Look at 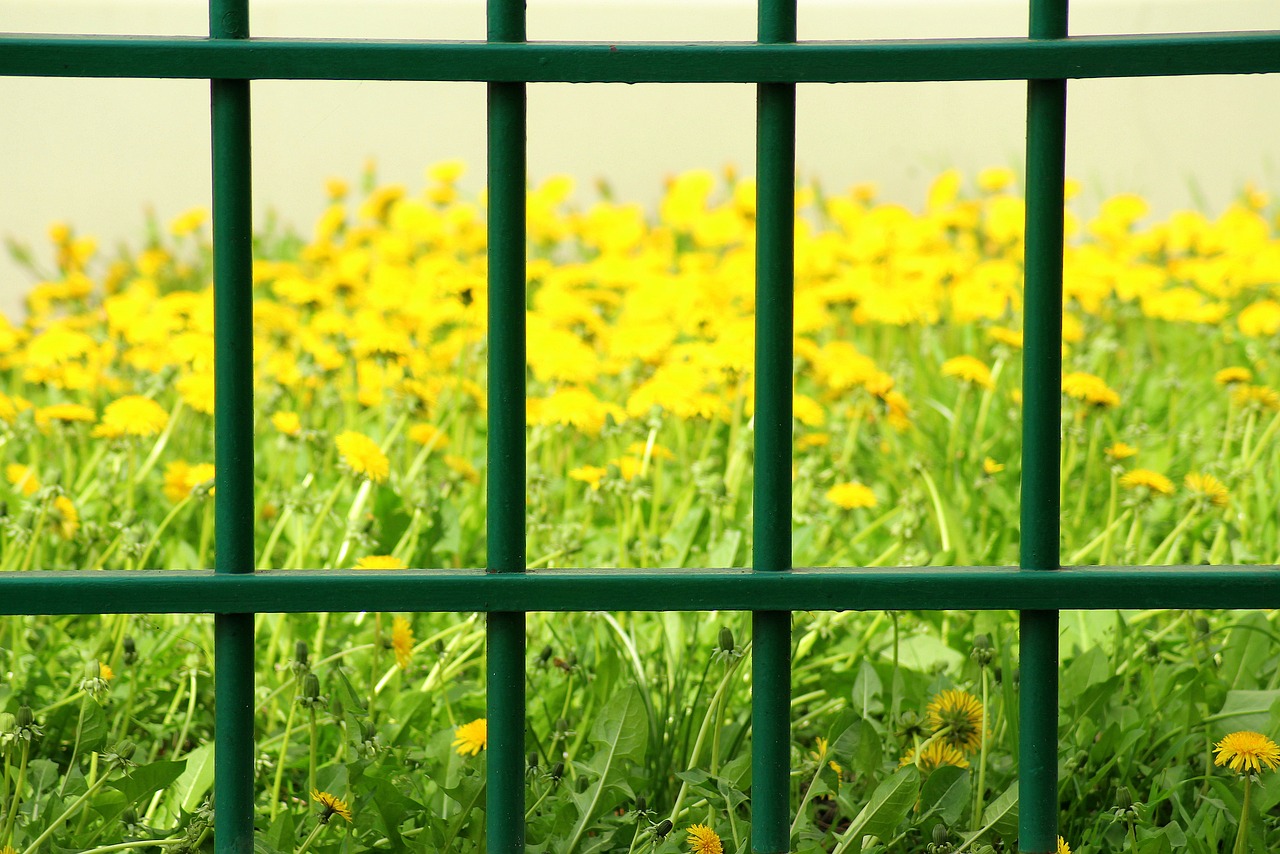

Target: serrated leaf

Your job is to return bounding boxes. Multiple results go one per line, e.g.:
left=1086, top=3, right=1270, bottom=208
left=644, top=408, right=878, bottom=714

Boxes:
left=917, top=765, right=970, bottom=830
left=838, top=765, right=920, bottom=848
left=562, top=685, right=649, bottom=854
left=116, top=759, right=187, bottom=804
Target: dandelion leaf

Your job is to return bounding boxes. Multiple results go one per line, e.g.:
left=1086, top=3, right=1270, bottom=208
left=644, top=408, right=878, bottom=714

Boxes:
left=1220, top=612, right=1272, bottom=690
left=561, top=684, right=649, bottom=854
left=116, top=758, right=187, bottom=804
left=836, top=764, right=920, bottom=851
left=917, top=765, right=970, bottom=833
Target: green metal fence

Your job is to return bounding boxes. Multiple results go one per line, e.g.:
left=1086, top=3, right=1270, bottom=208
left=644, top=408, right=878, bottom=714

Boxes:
left=3, top=2, right=1280, bottom=852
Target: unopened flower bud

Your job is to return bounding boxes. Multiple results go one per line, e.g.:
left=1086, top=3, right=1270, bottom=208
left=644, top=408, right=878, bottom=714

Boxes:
left=527, top=752, right=539, bottom=769
left=550, top=761, right=565, bottom=781
left=115, top=740, right=137, bottom=761
left=302, top=672, right=321, bottom=703
left=16, top=704, right=34, bottom=728
left=123, top=636, right=137, bottom=665
left=295, top=641, right=309, bottom=667
left=933, top=823, right=950, bottom=846
left=653, top=819, right=673, bottom=838
left=718, top=626, right=735, bottom=653
left=1116, top=786, right=1133, bottom=810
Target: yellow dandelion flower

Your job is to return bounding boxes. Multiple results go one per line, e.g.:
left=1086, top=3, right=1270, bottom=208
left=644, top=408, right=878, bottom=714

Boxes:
left=391, top=617, right=414, bottom=669
left=685, top=824, right=723, bottom=854
left=99, top=662, right=114, bottom=681
left=987, top=326, right=1024, bottom=349
left=1238, top=299, right=1280, bottom=338
left=1215, top=367, right=1253, bottom=386
left=163, top=461, right=216, bottom=502
left=176, top=372, right=215, bottom=415
left=798, top=432, right=831, bottom=450
left=93, top=395, right=169, bottom=439
left=982, top=457, right=1004, bottom=475
left=1058, top=837, right=1071, bottom=854
left=444, top=454, right=480, bottom=483
left=1105, top=442, right=1138, bottom=460
left=899, top=740, right=970, bottom=771
left=1062, top=371, right=1120, bottom=408
left=1213, top=731, right=1280, bottom=775
left=826, top=482, right=877, bottom=510
left=271, top=411, right=301, bottom=436
left=34, top=403, right=96, bottom=430
left=354, top=556, right=407, bottom=569
left=6, top=463, right=40, bottom=497
left=453, top=718, right=487, bottom=756
left=169, top=207, right=208, bottom=238
left=941, top=355, right=994, bottom=390
left=408, top=422, right=450, bottom=448
left=335, top=430, right=390, bottom=483
left=1232, top=385, right=1280, bottom=412
left=325, top=177, right=348, bottom=200
left=52, top=495, right=79, bottom=538
left=569, top=465, right=608, bottom=489
left=311, top=789, right=353, bottom=823
left=926, top=689, right=985, bottom=753
left=1119, top=469, right=1174, bottom=496
left=626, top=441, right=676, bottom=461
left=1185, top=473, right=1229, bottom=508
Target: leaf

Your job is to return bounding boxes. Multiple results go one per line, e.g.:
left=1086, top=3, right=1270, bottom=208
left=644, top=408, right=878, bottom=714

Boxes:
left=664, top=506, right=707, bottom=567
left=1211, top=689, right=1280, bottom=738
left=838, top=765, right=920, bottom=847
left=707, top=530, right=742, bottom=567
left=851, top=661, right=883, bottom=717
left=917, top=766, right=970, bottom=831
left=76, top=700, right=111, bottom=755
left=1220, top=612, right=1273, bottom=690
left=562, top=685, right=649, bottom=854
left=166, top=743, right=214, bottom=815
left=974, top=781, right=1018, bottom=843
left=262, top=809, right=296, bottom=852
left=116, top=759, right=187, bottom=804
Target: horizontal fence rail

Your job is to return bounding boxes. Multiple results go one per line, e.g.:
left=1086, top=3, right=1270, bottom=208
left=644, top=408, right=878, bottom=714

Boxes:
left=3, top=31, right=1280, bottom=82
left=2, top=567, right=1278, bottom=614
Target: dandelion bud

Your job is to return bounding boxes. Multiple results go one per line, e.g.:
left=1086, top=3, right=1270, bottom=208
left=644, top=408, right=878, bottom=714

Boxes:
left=538, top=645, right=553, bottom=666
left=527, top=752, right=539, bottom=770
left=85, top=660, right=101, bottom=679
left=1195, top=617, right=1211, bottom=636
left=16, top=704, right=34, bottom=728
left=550, top=761, right=565, bottom=781
left=932, top=823, right=949, bottom=846
left=302, top=672, right=321, bottom=703
left=115, top=740, right=137, bottom=761
left=653, top=819, right=673, bottom=839
left=718, top=626, right=735, bottom=653
left=970, top=633, right=995, bottom=666
left=1115, top=786, right=1133, bottom=810
left=295, top=640, right=309, bottom=667
left=123, top=636, right=137, bottom=665
left=635, top=796, right=646, bottom=813
left=555, top=718, right=570, bottom=737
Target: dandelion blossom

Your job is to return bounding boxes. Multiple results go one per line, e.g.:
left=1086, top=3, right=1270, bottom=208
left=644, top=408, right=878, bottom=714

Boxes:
left=982, top=458, right=1004, bottom=475
left=1058, top=837, right=1071, bottom=854
left=941, top=355, right=994, bottom=390
left=335, top=430, right=390, bottom=482
left=272, top=411, right=301, bottom=436
left=1185, top=473, right=1229, bottom=507
left=93, top=395, right=168, bottom=439
left=453, top=718, right=488, bottom=756
left=1105, top=442, right=1138, bottom=460
left=1213, top=731, right=1280, bottom=774
left=685, top=824, right=723, bottom=854
left=390, top=617, right=414, bottom=669
left=52, top=495, right=79, bottom=538
left=1232, top=384, right=1280, bottom=412
left=899, top=740, right=970, bottom=771
left=6, top=463, right=39, bottom=497
left=311, top=789, right=352, bottom=823
left=1215, top=367, right=1252, bottom=386
left=1119, top=469, right=1174, bottom=496
left=569, top=465, right=608, bottom=490
left=926, top=689, right=985, bottom=753
left=34, top=403, right=96, bottom=430
left=1062, top=371, right=1120, bottom=408
left=826, top=482, right=877, bottom=510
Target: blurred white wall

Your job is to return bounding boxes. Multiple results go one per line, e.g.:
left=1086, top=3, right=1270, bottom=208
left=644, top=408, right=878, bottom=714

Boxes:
left=2, top=0, right=1279, bottom=315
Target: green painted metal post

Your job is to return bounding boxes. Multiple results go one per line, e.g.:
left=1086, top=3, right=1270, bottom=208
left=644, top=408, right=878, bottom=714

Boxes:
left=486, top=0, right=527, bottom=849
left=1019, top=0, right=1068, bottom=851
left=753, top=0, right=796, bottom=850
left=210, top=1, right=255, bottom=851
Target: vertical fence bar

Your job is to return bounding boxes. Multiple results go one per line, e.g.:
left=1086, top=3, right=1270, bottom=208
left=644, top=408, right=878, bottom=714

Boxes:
left=1020, top=0, right=1068, bottom=851
left=486, top=0, right=527, bottom=850
left=210, top=1, right=255, bottom=851
left=753, top=0, right=796, bottom=850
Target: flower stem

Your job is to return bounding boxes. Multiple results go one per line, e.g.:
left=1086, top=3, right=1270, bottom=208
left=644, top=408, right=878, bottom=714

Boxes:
left=1233, top=775, right=1252, bottom=854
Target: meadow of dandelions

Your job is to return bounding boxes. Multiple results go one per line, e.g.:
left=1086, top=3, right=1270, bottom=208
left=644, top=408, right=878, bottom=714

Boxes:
left=0, top=163, right=1278, bottom=851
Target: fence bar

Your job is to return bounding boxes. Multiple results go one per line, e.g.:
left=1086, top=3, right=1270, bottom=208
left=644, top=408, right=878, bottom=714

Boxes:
left=209, top=0, right=255, bottom=851
left=5, top=32, right=1280, bottom=83
left=1019, top=0, right=1068, bottom=850
left=486, top=0, right=527, bottom=848
left=752, top=0, right=796, bottom=850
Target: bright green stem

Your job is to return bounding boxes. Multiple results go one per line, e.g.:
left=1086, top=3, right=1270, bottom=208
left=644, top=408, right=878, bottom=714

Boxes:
left=308, top=708, right=319, bottom=797
left=135, top=496, right=194, bottom=569
left=974, top=665, right=990, bottom=824
left=1234, top=775, right=1252, bottom=854
left=269, top=680, right=301, bottom=821
left=2, top=739, right=30, bottom=847
left=294, top=819, right=330, bottom=854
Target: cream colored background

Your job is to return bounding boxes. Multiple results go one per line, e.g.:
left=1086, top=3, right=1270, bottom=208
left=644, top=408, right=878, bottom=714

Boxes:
left=2, top=0, right=1279, bottom=316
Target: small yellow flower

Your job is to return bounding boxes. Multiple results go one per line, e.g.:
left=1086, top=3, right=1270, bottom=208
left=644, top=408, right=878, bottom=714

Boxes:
left=926, top=689, right=985, bottom=753
left=1119, top=469, right=1174, bottom=496
left=685, top=824, right=723, bottom=854
left=982, top=457, right=1004, bottom=475
left=354, top=556, right=407, bottom=570
left=391, top=617, right=414, bottom=669
left=93, top=395, right=169, bottom=439
left=1232, top=384, right=1280, bottom=412
left=626, top=440, right=676, bottom=461
left=1184, top=473, right=1229, bottom=508
left=52, top=495, right=79, bottom=539
left=324, top=177, right=349, bottom=200
left=987, top=326, right=1023, bottom=349
left=34, top=403, right=96, bottom=430
left=1058, top=837, right=1071, bottom=854
left=271, top=411, right=301, bottom=436
left=1062, top=371, right=1120, bottom=408
left=335, top=430, right=390, bottom=483
left=941, top=355, right=994, bottom=390
left=826, top=482, right=877, bottom=510
left=163, top=462, right=216, bottom=503
left=1105, top=442, right=1138, bottom=460
left=6, top=463, right=39, bottom=497
left=311, top=789, right=352, bottom=823
left=569, top=465, right=608, bottom=489
left=169, top=207, right=208, bottom=237
left=99, top=662, right=115, bottom=681
left=899, top=740, right=970, bottom=771
left=798, top=432, right=831, bottom=450
left=1215, top=367, right=1253, bottom=386
left=1213, top=731, right=1280, bottom=775
left=453, top=718, right=487, bottom=756
left=408, top=422, right=449, bottom=448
